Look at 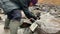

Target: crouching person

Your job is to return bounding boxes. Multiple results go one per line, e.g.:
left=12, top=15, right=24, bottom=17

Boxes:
left=0, top=0, right=38, bottom=34
left=9, top=0, right=38, bottom=34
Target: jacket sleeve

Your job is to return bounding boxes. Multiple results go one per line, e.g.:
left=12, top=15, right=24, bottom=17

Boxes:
left=10, top=0, right=31, bottom=7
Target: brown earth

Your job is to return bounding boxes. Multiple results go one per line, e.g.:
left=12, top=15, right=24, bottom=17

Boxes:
left=38, top=0, right=60, bottom=6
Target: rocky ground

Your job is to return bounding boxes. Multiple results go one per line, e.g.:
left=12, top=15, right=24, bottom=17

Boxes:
left=0, top=4, right=60, bottom=34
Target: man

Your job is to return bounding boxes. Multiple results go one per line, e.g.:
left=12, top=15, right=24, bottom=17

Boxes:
left=3, top=0, right=37, bottom=29
left=0, top=0, right=38, bottom=34
left=10, top=0, right=38, bottom=34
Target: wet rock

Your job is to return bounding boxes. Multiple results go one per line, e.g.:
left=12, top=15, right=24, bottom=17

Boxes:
left=34, top=13, right=60, bottom=34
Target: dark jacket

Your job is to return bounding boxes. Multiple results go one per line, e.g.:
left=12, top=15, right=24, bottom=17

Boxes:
left=0, top=0, right=37, bottom=20
left=10, top=0, right=31, bottom=8
left=10, top=0, right=37, bottom=20
left=0, top=0, right=19, bottom=14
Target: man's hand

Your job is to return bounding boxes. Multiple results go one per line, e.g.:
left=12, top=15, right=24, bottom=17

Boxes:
left=30, top=18, right=35, bottom=23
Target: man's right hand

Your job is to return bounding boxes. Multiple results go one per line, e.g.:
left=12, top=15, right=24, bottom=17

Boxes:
left=30, top=18, right=35, bottom=23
